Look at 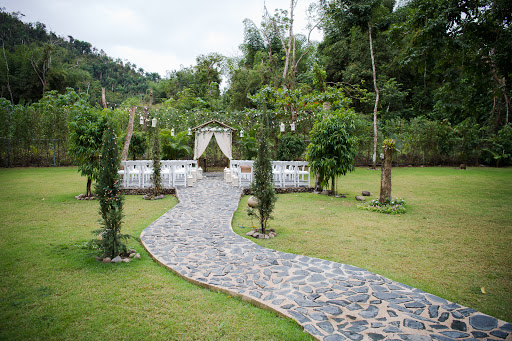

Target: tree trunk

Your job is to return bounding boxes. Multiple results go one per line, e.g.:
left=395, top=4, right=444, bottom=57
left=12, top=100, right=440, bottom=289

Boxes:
left=2, top=41, right=14, bottom=103
left=143, top=107, right=148, bottom=131
left=142, top=89, right=153, bottom=131
left=369, top=23, right=380, bottom=169
left=86, top=177, right=92, bottom=197
left=121, top=106, right=136, bottom=162
left=315, top=173, right=324, bottom=192
left=281, top=0, right=295, bottom=88
left=331, top=175, right=335, bottom=194
left=379, top=142, right=394, bottom=204
left=101, top=87, right=107, bottom=109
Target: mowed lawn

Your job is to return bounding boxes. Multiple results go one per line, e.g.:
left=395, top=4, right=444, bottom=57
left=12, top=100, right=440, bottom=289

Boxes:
left=233, top=166, right=512, bottom=323
left=0, top=167, right=312, bottom=341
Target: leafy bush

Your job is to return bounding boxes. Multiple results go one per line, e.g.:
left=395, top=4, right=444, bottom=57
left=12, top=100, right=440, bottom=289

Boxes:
left=307, top=108, right=357, bottom=192
left=276, top=135, right=306, bottom=160
left=128, top=131, right=146, bottom=160
left=358, top=198, right=407, bottom=214
left=239, top=132, right=258, bottom=160
left=160, top=129, right=191, bottom=159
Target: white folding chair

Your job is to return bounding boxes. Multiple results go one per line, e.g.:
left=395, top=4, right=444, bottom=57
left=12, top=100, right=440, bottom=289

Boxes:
left=127, top=161, right=142, bottom=188
left=173, top=162, right=187, bottom=187
left=296, top=161, right=310, bottom=187
left=238, top=161, right=253, bottom=187
left=141, top=161, right=153, bottom=188
left=272, top=161, right=283, bottom=188
left=161, top=161, right=172, bottom=188
left=282, top=162, right=297, bottom=187
left=118, top=161, right=127, bottom=187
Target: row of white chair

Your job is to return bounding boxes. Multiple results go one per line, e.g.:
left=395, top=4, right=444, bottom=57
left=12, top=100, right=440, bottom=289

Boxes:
left=225, top=160, right=310, bottom=188
left=118, top=160, right=202, bottom=188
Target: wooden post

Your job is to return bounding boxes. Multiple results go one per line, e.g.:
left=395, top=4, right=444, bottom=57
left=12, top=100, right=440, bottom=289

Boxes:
left=379, top=139, right=395, bottom=204
left=121, top=106, right=136, bottom=162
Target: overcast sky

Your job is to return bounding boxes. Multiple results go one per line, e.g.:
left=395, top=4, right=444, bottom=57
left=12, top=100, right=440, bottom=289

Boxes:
left=2, top=0, right=322, bottom=78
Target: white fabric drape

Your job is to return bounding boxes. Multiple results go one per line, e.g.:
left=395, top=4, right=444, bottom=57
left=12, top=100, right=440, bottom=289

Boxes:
left=194, top=131, right=214, bottom=160
left=214, top=132, right=232, bottom=160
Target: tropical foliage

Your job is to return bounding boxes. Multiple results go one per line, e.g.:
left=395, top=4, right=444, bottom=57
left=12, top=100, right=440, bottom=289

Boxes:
left=307, top=108, right=358, bottom=192
left=0, top=1, right=511, bottom=168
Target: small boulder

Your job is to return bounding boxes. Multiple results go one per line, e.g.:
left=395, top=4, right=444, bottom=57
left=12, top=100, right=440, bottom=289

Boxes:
left=122, top=258, right=131, bottom=263
left=247, top=196, right=259, bottom=208
left=252, top=232, right=260, bottom=238
left=102, top=257, right=111, bottom=263
left=129, top=253, right=136, bottom=258
left=362, top=191, right=371, bottom=196
left=269, top=232, right=277, bottom=238
left=134, top=253, right=141, bottom=259
left=111, top=256, right=122, bottom=263
left=355, top=196, right=366, bottom=201
left=246, top=230, right=255, bottom=237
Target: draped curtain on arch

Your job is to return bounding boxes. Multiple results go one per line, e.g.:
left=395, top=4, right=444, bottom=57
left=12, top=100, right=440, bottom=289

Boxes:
left=213, top=131, right=232, bottom=160
left=192, top=120, right=235, bottom=160
left=193, top=131, right=214, bottom=160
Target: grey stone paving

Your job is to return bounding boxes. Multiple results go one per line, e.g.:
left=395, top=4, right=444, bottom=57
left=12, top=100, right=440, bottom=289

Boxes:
left=141, top=176, right=511, bottom=341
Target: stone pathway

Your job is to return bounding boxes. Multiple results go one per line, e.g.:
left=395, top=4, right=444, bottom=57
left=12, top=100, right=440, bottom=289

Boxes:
left=141, top=176, right=511, bottom=341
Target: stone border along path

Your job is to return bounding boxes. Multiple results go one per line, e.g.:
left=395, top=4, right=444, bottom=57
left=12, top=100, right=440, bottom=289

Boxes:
left=141, top=174, right=511, bottom=341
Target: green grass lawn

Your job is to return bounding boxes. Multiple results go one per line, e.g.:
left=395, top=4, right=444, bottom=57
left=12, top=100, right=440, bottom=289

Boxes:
left=0, top=167, right=312, bottom=341
left=233, top=166, right=512, bottom=323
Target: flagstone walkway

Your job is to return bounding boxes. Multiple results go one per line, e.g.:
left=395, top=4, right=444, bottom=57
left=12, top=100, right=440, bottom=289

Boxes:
left=141, top=175, right=511, bottom=341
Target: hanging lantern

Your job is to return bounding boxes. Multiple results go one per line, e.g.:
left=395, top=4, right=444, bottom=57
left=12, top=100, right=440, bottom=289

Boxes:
left=152, top=118, right=157, bottom=127
left=188, top=128, right=192, bottom=136
left=139, top=115, right=144, bottom=125
left=239, top=130, right=244, bottom=138
left=280, top=122, right=285, bottom=132
left=290, top=122, right=296, bottom=131
left=171, top=128, right=175, bottom=136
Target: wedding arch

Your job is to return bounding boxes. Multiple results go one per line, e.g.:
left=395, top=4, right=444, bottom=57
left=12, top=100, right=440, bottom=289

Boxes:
left=192, top=120, right=236, bottom=160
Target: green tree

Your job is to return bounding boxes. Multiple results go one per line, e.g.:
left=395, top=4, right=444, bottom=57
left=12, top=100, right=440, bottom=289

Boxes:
left=127, top=131, right=146, bottom=160
left=68, top=97, right=107, bottom=197
left=194, top=53, right=224, bottom=109
left=94, top=124, right=127, bottom=258
left=250, top=110, right=277, bottom=235
left=150, top=127, right=162, bottom=197
left=307, top=109, right=357, bottom=193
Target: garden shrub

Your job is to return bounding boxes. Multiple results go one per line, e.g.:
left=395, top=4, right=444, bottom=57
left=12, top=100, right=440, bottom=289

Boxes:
left=358, top=198, right=407, bottom=214
left=276, top=135, right=306, bottom=160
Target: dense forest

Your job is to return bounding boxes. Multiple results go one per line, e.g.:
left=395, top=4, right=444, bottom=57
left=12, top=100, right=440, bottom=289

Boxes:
left=0, top=0, right=511, bottom=168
